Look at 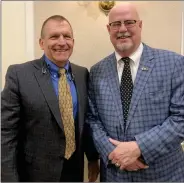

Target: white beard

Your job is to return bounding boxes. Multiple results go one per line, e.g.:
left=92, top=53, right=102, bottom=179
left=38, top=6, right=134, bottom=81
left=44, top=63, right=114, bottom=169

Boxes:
left=116, top=41, right=133, bottom=52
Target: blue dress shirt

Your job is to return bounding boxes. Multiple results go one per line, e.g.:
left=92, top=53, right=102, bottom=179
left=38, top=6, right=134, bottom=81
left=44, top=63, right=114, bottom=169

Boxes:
left=44, top=55, right=78, bottom=119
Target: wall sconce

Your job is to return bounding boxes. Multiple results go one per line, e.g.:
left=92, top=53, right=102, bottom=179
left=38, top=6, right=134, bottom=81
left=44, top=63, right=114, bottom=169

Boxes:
left=99, top=1, right=115, bottom=16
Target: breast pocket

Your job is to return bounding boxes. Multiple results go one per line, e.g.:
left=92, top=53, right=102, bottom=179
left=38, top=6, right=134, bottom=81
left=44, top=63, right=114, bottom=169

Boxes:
left=142, top=89, right=170, bottom=106
left=148, top=90, right=166, bottom=100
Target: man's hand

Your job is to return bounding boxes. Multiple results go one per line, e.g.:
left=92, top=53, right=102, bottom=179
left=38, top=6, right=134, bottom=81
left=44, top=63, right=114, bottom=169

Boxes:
left=108, top=138, right=144, bottom=170
left=88, top=160, right=99, bottom=182
left=121, top=159, right=148, bottom=171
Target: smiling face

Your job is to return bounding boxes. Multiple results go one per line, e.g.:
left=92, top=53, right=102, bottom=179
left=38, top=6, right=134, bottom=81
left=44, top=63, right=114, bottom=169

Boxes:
left=107, top=3, right=142, bottom=57
left=39, top=19, right=74, bottom=67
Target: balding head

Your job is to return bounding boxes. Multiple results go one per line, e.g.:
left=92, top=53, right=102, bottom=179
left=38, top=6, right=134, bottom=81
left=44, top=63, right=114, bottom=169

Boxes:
left=109, top=2, right=140, bottom=23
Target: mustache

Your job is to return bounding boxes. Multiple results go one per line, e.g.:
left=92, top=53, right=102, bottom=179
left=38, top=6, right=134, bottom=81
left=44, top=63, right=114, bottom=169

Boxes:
left=117, top=32, right=131, bottom=39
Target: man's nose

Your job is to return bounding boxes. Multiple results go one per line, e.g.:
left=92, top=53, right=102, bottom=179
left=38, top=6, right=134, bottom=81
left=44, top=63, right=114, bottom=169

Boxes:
left=58, top=35, right=67, bottom=44
left=119, top=23, right=128, bottom=32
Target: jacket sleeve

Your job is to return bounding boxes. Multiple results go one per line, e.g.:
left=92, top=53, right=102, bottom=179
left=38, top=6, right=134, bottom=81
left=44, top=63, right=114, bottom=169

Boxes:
left=1, top=65, right=20, bottom=182
left=135, top=55, right=184, bottom=164
left=86, top=68, right=115, bottom=166
left=83, top=122, right=99, bottom=161
left=83, top=68, right=99, bottom=162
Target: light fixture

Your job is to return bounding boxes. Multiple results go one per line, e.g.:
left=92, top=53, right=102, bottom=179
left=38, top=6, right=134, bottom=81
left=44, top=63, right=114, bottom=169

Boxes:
left=99, top=1, right=115, bottom=16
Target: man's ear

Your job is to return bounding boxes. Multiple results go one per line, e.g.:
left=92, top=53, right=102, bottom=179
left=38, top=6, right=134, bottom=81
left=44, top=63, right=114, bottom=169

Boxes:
left=73, top=38, right=75, bottom=45
left=107, top=24, right=111, bottom=34
left=139, top=20, right=143, bottom=29
left=39, top=38, right=44, bottom=50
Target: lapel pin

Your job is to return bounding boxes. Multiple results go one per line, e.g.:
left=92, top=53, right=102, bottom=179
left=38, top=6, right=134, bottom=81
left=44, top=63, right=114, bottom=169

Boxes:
left=141, top=66, right=149, bottom=71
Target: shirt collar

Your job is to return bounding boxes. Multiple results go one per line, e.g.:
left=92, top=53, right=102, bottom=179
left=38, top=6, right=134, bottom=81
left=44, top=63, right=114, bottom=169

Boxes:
left=44, top=55, right=70, bottom=74
left=115, top=42, right=143, bottom=65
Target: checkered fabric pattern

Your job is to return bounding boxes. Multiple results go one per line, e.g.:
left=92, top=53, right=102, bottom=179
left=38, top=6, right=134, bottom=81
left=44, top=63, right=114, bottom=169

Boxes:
left=87, top=44, right=184, bottom=181
left=58, top=68, right=75, bottom=159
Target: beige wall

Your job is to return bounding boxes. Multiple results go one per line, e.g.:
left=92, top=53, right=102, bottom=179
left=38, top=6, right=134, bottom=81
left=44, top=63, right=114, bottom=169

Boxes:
left=2, top=1, right=34, bottom=88
left=34, top=1, right=183, bottom=70
left=2, top=1, right=26, bottom=88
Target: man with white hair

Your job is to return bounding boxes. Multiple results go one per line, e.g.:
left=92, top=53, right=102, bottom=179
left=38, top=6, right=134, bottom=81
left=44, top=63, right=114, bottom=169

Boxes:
left=87, top=2, right=184, bottom=181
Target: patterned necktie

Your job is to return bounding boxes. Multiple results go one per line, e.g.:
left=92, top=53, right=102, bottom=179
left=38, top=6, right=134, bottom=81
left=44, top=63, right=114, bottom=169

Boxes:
left=58, top=68, right=75, bottom=159
left=120, top=57, right=133, bottom=124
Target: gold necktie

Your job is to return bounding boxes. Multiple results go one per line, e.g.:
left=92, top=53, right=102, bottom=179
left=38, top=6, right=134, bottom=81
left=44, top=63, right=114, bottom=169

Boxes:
left=58, top=68, right=76, bottom=159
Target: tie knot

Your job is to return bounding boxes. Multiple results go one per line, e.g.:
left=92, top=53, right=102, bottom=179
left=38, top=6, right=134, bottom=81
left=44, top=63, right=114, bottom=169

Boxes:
left=59, top=68, right=66, bottom=75
left=122, top=57, right=130, bottom=64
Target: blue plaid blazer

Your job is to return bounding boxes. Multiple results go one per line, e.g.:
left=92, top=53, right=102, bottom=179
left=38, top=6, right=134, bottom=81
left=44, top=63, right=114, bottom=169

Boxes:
left=87, top=44, right=184, bottom=181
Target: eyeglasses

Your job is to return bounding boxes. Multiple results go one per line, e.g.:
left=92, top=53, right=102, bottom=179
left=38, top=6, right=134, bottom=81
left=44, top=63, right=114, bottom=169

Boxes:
left=109, top=20, right=138, bottom=30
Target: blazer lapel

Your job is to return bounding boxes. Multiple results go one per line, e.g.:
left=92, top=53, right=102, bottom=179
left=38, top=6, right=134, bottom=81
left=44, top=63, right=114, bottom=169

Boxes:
left=105, top=54, right=124, bottom=130
left=32, top=57, right=64, bottom=131
left=126, top=45, right=155, bottom=130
